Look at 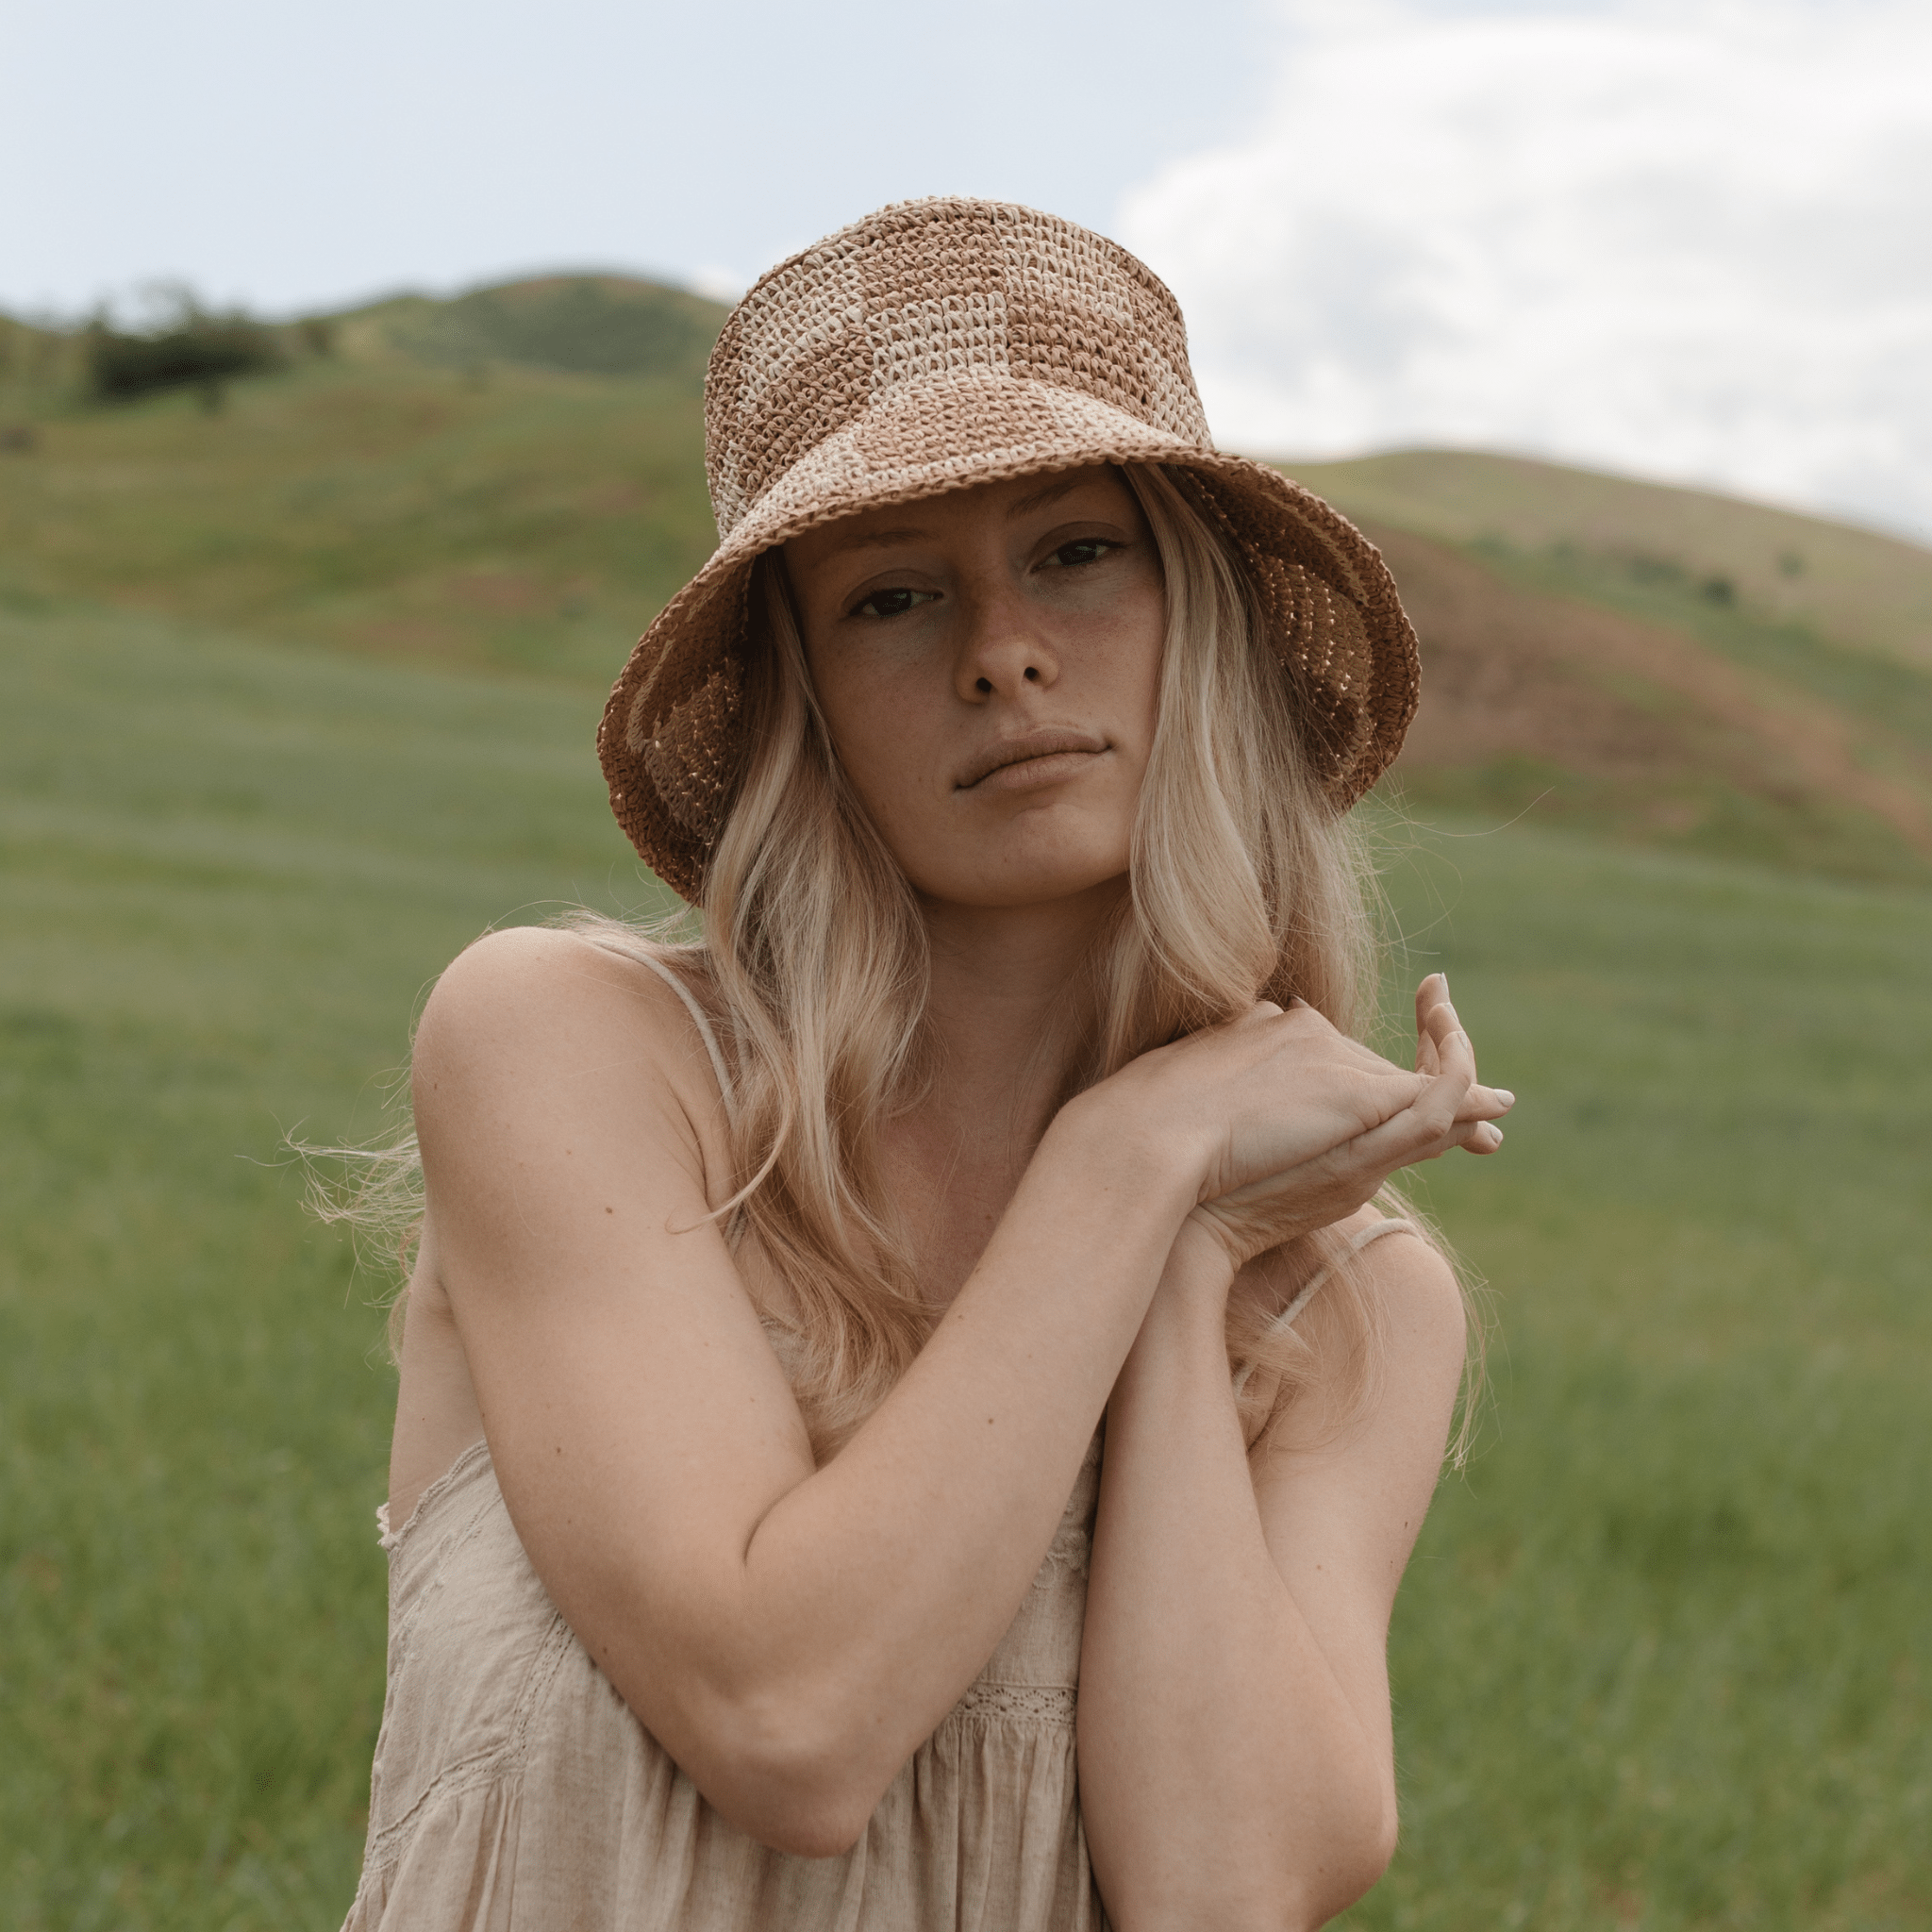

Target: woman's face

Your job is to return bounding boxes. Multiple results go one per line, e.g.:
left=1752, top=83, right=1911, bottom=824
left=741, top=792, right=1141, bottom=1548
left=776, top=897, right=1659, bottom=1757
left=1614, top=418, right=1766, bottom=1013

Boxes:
left=783, top=466, right=1165, bottom=912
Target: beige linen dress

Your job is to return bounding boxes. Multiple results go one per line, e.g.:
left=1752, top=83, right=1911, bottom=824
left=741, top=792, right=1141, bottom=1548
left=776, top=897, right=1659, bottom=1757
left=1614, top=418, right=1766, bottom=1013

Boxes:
left=341, top=958, right=1413, bottom=1929
left=343, top=1417, right=1108, bottom=1932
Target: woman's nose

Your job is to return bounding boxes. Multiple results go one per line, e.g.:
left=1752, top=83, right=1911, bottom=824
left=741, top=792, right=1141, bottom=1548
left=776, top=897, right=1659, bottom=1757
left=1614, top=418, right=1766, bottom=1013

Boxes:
left=954, top=583, right=1058, bottom=701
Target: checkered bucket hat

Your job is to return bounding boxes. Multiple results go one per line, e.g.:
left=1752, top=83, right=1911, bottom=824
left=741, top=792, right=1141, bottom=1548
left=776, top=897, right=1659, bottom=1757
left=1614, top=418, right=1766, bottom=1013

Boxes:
left=599, top=196, right=1421, bottom=900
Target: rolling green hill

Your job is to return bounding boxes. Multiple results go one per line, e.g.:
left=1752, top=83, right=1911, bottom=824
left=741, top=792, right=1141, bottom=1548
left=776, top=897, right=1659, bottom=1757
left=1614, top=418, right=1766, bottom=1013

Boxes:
left=1288, top=447, right=1932, bottom=674
left=1365, top=515, right=1932, bottom=883
left=345, top=274, right=725, bottom=385
left=1268, top=454, right=1932, bottom=885
left=0, top=277, right=724, bottom=684
left=6, top=287, right=1931, bottom=884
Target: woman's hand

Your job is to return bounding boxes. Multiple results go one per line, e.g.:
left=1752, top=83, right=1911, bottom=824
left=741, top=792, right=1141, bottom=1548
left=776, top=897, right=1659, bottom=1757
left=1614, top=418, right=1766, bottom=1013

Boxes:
left=1092, top=974, right=1511, bottom=1278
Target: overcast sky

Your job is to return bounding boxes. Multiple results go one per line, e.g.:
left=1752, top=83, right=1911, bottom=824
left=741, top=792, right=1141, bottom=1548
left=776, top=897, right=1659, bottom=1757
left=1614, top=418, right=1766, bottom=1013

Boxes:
left=8, top=0, right=1928, bottom=537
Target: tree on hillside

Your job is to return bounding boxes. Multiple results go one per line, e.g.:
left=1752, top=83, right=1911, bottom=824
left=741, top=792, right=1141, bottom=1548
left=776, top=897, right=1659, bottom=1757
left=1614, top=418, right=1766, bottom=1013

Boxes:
left=85, top=287, right=285, bottom=410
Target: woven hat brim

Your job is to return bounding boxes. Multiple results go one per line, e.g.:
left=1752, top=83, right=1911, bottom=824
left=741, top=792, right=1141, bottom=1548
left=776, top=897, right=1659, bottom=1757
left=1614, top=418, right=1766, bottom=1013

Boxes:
left=599, top=375, right=1417, bottom=901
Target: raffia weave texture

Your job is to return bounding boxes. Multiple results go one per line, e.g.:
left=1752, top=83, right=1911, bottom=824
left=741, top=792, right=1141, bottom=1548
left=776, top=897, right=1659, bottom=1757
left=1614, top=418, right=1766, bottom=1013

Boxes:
left=599, top=197, right=1422, bottom=900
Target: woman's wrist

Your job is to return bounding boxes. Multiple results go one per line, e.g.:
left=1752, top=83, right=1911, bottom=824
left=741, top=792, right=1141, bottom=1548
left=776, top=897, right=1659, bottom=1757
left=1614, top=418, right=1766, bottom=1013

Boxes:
left=1046, top=1085, right=1204, bottom=1231
left=1108, top=1222, right=1239, bottom=1421
left=1155, top=1216, right=1241, bottom=1320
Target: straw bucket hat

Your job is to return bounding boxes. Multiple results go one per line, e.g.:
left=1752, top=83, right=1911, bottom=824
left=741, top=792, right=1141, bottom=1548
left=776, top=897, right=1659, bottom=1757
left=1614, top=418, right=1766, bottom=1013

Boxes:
left=599, top=196, right=1420, bottom=901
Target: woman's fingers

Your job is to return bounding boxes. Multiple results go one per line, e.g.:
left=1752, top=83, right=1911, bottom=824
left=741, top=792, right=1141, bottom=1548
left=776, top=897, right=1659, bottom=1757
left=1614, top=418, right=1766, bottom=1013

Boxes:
left=1339, top=1015, right=1486, bottom=1175
left=1419, top=976, right=1460, bottom=1054
left=1414, top=974, right=1513, bottom=1123
left=1189, top=1064, right=1509, bottom=1264
left=1371, top=1063, right=1507, bottom=1173
left=1184, top=981, right=1517, bottom=1268
left=1191, top=986, right=1511, bottom=1222
left=1246, top=991, right=1493, bottom=1108
left=1429, top=1008, right=1477, bottom=1093
left=1457, top=1084, right=1516, bottom=1123
left=1413, top=975, right=1442, bottom=1076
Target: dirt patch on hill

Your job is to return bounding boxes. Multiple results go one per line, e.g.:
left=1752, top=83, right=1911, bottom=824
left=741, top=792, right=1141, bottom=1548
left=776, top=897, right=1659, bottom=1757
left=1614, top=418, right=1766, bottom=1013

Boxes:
left=1372, top=521, right=1932, bottom=856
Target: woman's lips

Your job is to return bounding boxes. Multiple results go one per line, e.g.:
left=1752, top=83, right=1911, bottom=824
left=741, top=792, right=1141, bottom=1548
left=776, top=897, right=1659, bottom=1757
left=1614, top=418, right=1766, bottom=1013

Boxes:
left=957, top=730, right=1108, bottom=791
left=968, top=748, right=1107, bottom=795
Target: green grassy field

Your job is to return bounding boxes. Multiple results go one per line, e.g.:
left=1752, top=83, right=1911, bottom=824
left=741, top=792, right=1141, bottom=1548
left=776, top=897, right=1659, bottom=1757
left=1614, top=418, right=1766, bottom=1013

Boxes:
left=1357, top=826, right=1931, bottom=1929
left=4, top=596, right=1926, bottom=1928
left=0, top=604, right=665, bottom=1928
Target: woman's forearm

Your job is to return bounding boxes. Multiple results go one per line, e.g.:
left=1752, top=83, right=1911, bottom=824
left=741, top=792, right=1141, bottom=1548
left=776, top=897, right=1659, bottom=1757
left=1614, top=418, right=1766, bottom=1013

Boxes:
left=631, top=1095, right=1201, bottom=1843
left=1077, top=1239, right=1395, bottom=1932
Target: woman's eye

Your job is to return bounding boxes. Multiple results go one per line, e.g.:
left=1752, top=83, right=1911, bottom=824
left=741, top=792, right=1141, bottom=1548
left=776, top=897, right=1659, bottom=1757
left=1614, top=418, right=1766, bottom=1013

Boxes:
left=1043, top=539, right=1116, bottom=570
left=850, top=587, right=939, bottom=619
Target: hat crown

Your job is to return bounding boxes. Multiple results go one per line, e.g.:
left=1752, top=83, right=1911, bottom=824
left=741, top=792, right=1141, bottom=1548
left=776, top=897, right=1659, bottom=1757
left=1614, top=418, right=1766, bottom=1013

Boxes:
left=704, top=197, right=1212, bottom=540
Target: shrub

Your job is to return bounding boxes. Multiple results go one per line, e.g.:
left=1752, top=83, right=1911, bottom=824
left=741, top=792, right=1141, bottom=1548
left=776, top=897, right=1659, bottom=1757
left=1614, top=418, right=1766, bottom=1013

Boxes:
left=85, top=305, right=284, bottom=408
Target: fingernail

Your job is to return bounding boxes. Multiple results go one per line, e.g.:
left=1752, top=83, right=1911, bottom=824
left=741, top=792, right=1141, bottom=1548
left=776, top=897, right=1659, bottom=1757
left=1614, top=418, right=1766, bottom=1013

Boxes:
left=1495, top=1089, right=1515, bottom=1107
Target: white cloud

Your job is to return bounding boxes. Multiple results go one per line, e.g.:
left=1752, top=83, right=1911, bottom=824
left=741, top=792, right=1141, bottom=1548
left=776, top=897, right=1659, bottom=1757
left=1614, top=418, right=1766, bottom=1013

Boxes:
left=1117, top=0, right=1932, bottom=537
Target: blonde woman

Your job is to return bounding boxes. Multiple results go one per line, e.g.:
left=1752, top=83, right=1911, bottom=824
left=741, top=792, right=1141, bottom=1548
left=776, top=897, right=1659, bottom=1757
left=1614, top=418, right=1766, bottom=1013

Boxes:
left=341, top=199, right=1512, bottom=1932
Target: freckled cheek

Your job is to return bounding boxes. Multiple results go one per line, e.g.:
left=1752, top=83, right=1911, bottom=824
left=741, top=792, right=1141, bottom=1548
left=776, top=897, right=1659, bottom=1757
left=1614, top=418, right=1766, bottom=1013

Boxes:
left=1066, top=611, right=1163, bottom=747
left=819, top=675, right=953, bottom=832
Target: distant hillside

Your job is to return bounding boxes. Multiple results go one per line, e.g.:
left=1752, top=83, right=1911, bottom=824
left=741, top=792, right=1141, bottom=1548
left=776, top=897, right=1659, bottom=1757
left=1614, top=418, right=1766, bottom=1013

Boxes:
left=0, top=275, right=724, bottom=683
left=0, top=272, right=731, bottom=392
left=0, top=310, right=87, bottom=410
left=3, top=291, right=1929, bottom=883
left=1361, top=518, right=1932, bottom=882
left=1288, top=448, right=1932, bottom=675
left=336, top=274, right=730, bottom=387
left=1275, top=451, right=1932, bottom=882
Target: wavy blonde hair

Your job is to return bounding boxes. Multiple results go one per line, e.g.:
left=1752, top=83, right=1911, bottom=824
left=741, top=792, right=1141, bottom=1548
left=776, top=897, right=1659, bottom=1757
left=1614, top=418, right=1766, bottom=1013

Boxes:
left=317, top=462, right=1479, bottom=1459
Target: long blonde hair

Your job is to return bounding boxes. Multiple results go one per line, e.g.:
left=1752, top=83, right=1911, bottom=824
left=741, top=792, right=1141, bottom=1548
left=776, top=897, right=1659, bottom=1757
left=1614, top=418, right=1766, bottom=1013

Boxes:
left=318, top=462, right=1479, bottom=1459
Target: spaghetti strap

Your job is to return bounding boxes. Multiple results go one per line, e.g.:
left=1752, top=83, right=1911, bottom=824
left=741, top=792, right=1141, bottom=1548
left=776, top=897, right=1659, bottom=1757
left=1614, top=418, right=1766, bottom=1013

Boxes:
left=1231, top=1218, right=1423, bottom=1399
left=628, top=951, right=740, bottom=1129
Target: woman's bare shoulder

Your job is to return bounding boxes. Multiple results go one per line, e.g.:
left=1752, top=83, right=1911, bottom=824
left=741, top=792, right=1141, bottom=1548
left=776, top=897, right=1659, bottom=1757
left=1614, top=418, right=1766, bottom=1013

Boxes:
left=1234, top=1208, right=1465, bottom=1449
left=1351, top=1210, right=1463, bottom=1341
left=412, top=925, right=724, bottom=1128
left=1306, top=1208, right=1463, bottom=1358
left=1232, top=1205, right=1442, bottom=1324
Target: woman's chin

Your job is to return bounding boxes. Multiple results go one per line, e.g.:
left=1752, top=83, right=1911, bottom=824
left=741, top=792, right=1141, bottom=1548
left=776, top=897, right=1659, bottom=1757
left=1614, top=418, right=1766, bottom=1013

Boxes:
left=913, top=855, right=1133, bottom=916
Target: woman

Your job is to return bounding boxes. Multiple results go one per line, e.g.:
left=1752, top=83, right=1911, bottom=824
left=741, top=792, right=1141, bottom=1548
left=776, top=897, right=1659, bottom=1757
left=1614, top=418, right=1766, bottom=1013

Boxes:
left=341, top=197, right=1512, bottom=1931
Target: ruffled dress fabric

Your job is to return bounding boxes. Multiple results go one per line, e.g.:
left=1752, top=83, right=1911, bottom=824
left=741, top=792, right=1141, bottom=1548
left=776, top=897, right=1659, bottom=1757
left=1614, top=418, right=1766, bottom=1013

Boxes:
left=341, top=1428, right=1108, bottom=1931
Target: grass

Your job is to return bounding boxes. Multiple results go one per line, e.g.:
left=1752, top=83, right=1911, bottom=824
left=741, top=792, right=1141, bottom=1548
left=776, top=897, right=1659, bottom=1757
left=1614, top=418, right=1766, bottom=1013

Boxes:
left=4, top=610, right=1927, bottom=1925
left=1351, top=824, right=1932, bottom=1929
left=0, top=604, right=666, bottom=1928
left=1393, top=747, right=1932, bottom=894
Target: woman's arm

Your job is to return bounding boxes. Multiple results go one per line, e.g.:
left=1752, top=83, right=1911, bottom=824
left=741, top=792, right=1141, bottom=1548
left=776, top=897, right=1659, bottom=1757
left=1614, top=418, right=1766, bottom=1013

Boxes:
left=415, top=928, right=1191, bottom=1855
left=1076, top=1219, right=1467, bottom=1932
left=415, top=930, right=1499, bottom=1857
